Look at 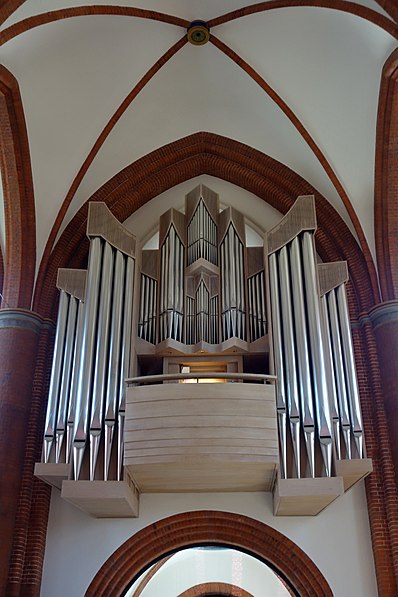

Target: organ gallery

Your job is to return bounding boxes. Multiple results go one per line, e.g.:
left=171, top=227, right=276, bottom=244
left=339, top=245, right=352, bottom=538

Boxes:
left=36, top=185, right=372, bottom=517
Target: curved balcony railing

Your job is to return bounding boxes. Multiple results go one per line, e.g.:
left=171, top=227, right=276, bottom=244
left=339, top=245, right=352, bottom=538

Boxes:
left=126, top=372, right=277, bottom=386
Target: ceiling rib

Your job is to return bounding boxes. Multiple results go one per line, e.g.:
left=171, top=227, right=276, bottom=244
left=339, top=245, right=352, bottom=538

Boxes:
left=0, top=5, right=189, bottom=45
left=210, top=34, right=378, bottom=294
left=208, top=0, right=398, bottom=38
left=35, top=35, right=187, bottom=297
left=1, top=1, right=397, bottom=46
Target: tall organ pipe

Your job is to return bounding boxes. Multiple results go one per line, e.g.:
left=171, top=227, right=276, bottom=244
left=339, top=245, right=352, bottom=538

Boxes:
left=327, top=290, right=351, bottom=458
left=117, top=256, right=134, bottom=481
left=336, top=284, right=363, bottom=457
left=301, top=232, right=333, bottom=476
left=268, top=252, right=287, bottom=478
left=320, top=294, right=342, bottom=459
left=66, top=299, right=85, bottom=464
left=55, top=295, right=78, bottom=464
left=89, top=242, right=114, bottom=480
left=290, top=237, right=315, bottom=478
left=278, top=246, right=301, bottom=478
left=104, top=250, right=125, bottom=480
left=72, top=236, right=103, bottom=480
left=43, top=289, right=69, bottom=463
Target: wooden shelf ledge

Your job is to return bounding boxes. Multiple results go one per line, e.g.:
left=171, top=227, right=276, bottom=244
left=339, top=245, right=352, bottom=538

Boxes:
left=34, top=462, right=70, bottom=490
left=335, top=458, right=373, bottom=492
left=61, top=476, right=139, bottom=518
left=273, top=476, right=344, bottom=516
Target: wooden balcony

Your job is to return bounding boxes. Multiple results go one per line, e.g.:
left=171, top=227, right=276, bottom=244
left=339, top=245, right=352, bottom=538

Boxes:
left=124, top=373, right=278, bottom=493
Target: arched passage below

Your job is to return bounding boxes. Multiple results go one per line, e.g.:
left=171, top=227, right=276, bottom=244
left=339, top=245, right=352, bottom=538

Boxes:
left=86, top=511, right=332, bottom=597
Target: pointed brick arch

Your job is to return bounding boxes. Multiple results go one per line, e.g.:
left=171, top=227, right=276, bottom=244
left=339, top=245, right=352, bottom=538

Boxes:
left=86, top=511, right=332, bottom=597
left=34, top=132, right=376, bottom=319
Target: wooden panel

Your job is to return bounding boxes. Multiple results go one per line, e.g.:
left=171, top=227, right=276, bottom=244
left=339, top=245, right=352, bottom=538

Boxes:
left=317, top=262, right=349, bottom=296
left=125, top=461, right=276, bottom=493
left=266, top=195, right=316, bottom=254
left=61, top=476, right=139, bottom=518
left=246, top=247, right=264, bottom=278
left=335, top=458, right=373, bottom=492
left=125, top=382, right=278, bottom=493
left=34, top=462, right=70, bottom=490
left=273, top=476, right=344, bottom=516
left=141, top=250, right=158, bottom=279
left=87, top=202, right=135, bottom=257
left=56, top=268, right=86, bottom=301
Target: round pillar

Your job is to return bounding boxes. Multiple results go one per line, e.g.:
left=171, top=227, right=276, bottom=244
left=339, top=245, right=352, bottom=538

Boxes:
left=0, top=309, right=44, bottom=594
left=370, top=301, right=398, bottom=474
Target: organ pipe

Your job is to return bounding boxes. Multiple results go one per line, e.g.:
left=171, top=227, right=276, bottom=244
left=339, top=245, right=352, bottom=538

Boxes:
left=55, top=294, right=78, bottom=464
left=44, top=289, right=69, bottom=463
left=117, top=256, right=135, bottom=481
left=72, top=236, right=103, bottom=480
left=301, top=232, right=333, bottom=476
left=290, top=237, right=315, bottom=478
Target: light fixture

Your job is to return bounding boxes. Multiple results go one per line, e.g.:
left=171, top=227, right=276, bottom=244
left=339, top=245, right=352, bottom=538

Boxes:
left=187, top=21, right=210, bottom=46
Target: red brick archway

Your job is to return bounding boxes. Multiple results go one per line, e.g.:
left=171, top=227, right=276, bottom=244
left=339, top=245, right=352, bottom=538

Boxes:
left=178, top=582, right=254, bottom=597
left=86, top=511, right=332, bottom=597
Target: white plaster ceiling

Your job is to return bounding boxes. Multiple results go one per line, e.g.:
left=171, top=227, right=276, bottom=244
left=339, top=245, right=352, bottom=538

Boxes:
left=0, top=0, right=397, bottom=278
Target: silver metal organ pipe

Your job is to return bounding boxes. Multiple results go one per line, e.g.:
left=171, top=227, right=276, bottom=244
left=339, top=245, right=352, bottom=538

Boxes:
left=44, top=289, right=69, bottom=463
left=66, top=298, right=85, bottom=464
left=268, top=252, right=287, bottom=478
left=278, top=245, right=301, bottom=478
left=89, top=242, right=114, bottom=480
left=229, top=227, right=236, bottom=337
left=327, top=289, right=352, bottom=458
left=55, top=295, right=78, bottom=464
left=117, top=255, right=134, bottom=481
left=336, top=284, right=363, bottom=457
left=104, top=250, right=125, bottom=480
left=72, top=236, right=103, bottom=480
left=320, top=293, right=342, bottom=460
left=289, top=237, right=315, bottom=478
left=301, top=232, right=333, bottom=476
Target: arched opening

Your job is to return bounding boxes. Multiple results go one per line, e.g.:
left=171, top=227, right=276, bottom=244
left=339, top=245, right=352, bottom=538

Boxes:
left=86, top=511, right=332, bottom=596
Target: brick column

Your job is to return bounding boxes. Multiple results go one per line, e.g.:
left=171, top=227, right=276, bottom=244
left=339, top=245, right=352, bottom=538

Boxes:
left=370, top=301, right=398, bottom=475
left=0, top=309, right=44, bottom=595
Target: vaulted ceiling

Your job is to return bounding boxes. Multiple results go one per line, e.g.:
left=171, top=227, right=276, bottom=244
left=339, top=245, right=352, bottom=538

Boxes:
left=0, top=0, right=397, bottom=304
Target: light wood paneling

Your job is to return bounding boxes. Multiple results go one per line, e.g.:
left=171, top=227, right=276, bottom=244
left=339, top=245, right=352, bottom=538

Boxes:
left=61, top=476, right=139, bottom=518
left=34, top=462, right=70, bottom=490
left=335, top=458, right=373, bottom=492
left=273, top=476, right=344, bottom=516
left=125, top=382, right=278, bottom=493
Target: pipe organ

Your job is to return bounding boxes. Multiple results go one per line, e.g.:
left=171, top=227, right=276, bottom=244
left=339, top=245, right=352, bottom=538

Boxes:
left=37, top=186, right=371, bottom=518
left=41, top=203, right=135, bottom=491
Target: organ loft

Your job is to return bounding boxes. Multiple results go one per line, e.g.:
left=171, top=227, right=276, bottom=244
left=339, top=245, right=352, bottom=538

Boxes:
left=35, top=184, right=372, bottom=517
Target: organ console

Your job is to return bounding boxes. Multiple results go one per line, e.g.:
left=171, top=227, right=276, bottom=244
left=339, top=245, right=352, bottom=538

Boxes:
left=35, top=185, right=371, bottom=517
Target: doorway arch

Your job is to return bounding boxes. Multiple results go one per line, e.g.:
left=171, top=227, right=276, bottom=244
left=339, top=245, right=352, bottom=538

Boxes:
left=86, top=511, right=332, bottom=596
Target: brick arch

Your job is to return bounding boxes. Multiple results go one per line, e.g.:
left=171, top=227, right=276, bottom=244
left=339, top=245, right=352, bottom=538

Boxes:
left=178, top=582, right=254, bottom=597
left=86, top=511, right=332, bottom=597
left=0, top=64, right=35, bottom=309
left=34, top=132, right=376, bottom=319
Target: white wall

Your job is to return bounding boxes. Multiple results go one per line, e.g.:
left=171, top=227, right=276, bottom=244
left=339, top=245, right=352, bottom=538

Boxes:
left=42, top=483, right=376, bottom=597
left=125, top=548, right=290, bottom=596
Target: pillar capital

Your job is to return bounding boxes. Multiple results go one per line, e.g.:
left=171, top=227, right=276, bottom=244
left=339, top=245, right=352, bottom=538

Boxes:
left=0, top=308, right=54, bottom=334
left=368, top=300, right=398, bottom=330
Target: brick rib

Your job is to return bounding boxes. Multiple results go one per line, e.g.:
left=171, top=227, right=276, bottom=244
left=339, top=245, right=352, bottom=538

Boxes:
left=208, top=0, right=398, bottom=37
left=0, top=65, right=35, bottom=309
left=374, top=48, right=398, bottom=301
left=0, top=5, right=189, bottom=42
left=210, top=35, right=379, bottom=302
left=33, top=35, right=187, bottom=312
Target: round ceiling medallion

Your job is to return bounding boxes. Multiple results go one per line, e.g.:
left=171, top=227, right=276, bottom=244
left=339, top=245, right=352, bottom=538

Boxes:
left=187, top=21, right=210, bottom=45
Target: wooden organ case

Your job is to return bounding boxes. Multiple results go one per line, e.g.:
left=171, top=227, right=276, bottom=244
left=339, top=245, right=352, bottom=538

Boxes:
left=36, top=185, right=371, bottom=517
